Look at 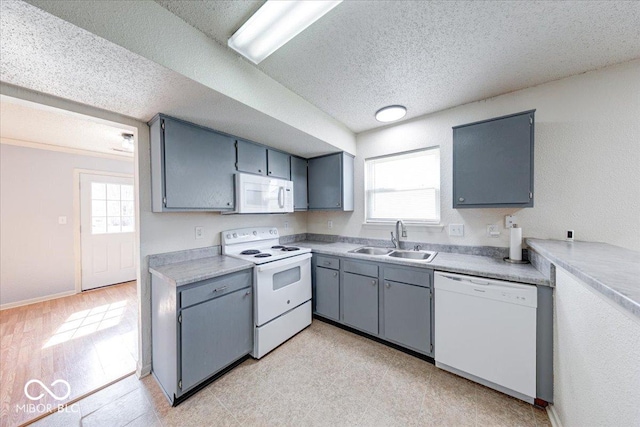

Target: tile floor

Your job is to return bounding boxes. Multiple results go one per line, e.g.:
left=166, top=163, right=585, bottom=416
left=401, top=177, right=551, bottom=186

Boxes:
left=0, top=282, right=138, bottom=427
left=32, top=320, right=551, bottom=427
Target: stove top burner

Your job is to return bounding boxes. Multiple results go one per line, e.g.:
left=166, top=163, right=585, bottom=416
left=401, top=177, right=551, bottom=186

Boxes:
left=282, top=247, right=300, bottom=251
left=271, top=245, right=285, bottom=249
left=241, top=249, right=261, bottom=255
left=254, top=253, right=272, bottom=258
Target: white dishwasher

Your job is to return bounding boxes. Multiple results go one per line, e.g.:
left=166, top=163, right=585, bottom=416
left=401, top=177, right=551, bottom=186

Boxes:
left=434, top=272, right=537, bottom=403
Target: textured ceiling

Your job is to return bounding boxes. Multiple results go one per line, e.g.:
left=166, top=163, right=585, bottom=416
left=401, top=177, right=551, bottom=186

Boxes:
left=0, top=0, right=341, bottom=158
left=0, top=97, right=133, bottom=157
left=156, top=0, right=640, bottom=133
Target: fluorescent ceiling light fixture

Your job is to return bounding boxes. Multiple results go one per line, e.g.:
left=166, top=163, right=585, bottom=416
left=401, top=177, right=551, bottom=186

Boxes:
left=228, top=0, right=342, bottom=64
left=375, top=105, right=407, bottom=123
left=121, top=132, right=134, bottom=152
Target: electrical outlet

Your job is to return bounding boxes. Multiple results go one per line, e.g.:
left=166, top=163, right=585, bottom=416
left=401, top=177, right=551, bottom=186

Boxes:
left=284, top=221, right=289, bottom=230
left=487, top=224, right=500, bottom=238
left=566, top=230, right=574, bottom=241
left=327, top=220, right=333, bottom=229
left=449, top=224, right=464, bottom=237
left=505, top=215, right=517, bottom=229
left=195, top=226, right=204, bottom=239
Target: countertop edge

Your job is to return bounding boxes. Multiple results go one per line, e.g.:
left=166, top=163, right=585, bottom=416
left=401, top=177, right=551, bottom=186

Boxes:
left=526, top=239, right=640, bottom=319
left=305, top=244, right=549, bottom=286
left=149, top=257, right=254, bottom=287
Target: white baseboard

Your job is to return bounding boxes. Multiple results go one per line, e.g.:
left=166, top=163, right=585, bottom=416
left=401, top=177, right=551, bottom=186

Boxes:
left=137, top=362, right=152, bottom=378
left=0, top=290, right=77, bottom=310
left=547, top=404, right=563, bottom=427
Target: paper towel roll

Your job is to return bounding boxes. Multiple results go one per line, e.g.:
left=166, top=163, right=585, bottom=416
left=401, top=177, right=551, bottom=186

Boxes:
left=510, top=226, right=523, bottom=261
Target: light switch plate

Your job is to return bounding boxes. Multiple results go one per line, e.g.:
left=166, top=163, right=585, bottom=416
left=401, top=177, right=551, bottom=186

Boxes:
left=449, top=224, right=464, bottom=237
left=328, top=220, right=333, bottom=229
left=58, top=216, right=67, bottom=225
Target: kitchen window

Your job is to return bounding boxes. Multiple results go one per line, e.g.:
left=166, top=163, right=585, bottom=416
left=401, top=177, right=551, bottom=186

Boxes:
left=365, top=147, right=440, bottom=223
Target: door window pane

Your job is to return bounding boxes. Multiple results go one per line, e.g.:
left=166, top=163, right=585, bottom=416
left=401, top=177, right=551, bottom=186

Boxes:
left=90, top=181, right=135, bottom=234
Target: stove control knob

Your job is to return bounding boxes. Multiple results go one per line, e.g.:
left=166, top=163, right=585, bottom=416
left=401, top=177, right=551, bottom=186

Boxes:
left=269, top=230, right=274, bottom=234
left=226, top=234, right=231, bottom=239
left=253, top=231, right=258, bottom=236
left=271, top=229, right=277, bottom=234
left=233, top=233, right=238, bottom=238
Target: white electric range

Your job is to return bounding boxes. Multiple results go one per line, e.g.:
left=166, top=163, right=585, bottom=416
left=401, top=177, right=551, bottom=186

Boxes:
left=221, top=227, right=312, bottom=359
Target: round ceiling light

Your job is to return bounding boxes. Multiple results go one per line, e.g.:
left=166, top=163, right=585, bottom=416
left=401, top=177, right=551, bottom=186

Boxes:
left=375, top=105, right=407, bottom=123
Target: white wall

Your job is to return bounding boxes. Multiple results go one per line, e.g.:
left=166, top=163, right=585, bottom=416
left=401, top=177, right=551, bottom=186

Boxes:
left=0, top=143, right=134, bottom=306
left=308, top=60, right=640, bottom=251
left=553, top=268, right=640, bottom=426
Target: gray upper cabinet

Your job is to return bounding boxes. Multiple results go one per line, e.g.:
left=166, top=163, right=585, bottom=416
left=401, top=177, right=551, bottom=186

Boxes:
left=267, top=149, right=290, bottom=179
left=150, top=115, right=236, bottom=212
left=453, top=110, right=535, bottom=208
left=290, top=156, right=308, bottom=211
left=236, top=139, right=267, bottom=176
left=308, top=152, right=354, bottom=211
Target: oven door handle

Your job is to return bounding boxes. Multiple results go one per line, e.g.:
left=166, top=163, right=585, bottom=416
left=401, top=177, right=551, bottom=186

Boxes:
left=256, top=253, right=312, bottom=272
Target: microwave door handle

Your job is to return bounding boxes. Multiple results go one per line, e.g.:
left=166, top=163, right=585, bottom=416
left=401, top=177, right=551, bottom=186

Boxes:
left=278, top=186, right=284, bottom=208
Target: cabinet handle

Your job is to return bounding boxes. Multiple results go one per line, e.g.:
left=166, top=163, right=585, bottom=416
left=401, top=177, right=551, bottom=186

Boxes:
left=459, top=197, right=465, bottom=202
left=258, top=169, right=262, bottom=173
left=385, top=282, right=390, bottom=288
left=336, top=203, right=341, bottom=207
left=371, top=280, right=377, bottom=286
left=333, top=272, right=338, bottom=277
left=268, top=171, right=272, bottom=175
left=245, top=290, right=251, bottom=296
left=227, top=202, right=231, bottom=206
left=212, top=286, right=228, bottom=293
left=324, top=261, right=331, bottom=266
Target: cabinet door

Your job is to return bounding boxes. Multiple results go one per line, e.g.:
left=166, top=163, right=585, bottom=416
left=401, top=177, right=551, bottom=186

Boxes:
left=236, top=139, right=267, bottom=175
left=308, top=153, right=342, bottom=209
left=267, top=150, right=290, bottom=179
left=453, top=111, right=534, bottom=208
left=180, top=287, right=252, bottom=392
left=383, top=280, right=431, bottom=354
left=342, top=272, right=378, bottom=335
left=315, top=266, right=339, bottom=321
left=163, top=117, right=235, bottom=209
left=291, top=156, right=308, bottom=211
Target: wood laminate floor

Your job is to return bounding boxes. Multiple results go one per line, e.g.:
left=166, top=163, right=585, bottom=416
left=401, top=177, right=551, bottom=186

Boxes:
left=0, top=282, right=137, bottom=427
left=32, top=320, right=551, bottom=427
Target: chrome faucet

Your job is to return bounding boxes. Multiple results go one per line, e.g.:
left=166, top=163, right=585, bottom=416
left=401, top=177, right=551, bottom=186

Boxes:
left=390, top=220, right=407, bottom=248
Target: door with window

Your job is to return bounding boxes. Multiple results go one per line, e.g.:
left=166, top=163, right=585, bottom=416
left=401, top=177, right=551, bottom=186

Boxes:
left=80, top=173, right=136, bottom=291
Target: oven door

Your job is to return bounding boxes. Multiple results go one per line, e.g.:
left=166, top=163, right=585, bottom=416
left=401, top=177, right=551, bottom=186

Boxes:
left=254, top=253, right=312, bottom=326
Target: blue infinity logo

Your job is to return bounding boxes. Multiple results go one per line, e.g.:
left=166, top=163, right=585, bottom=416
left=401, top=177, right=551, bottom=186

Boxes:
left=24, top=379, right=71, bottom=401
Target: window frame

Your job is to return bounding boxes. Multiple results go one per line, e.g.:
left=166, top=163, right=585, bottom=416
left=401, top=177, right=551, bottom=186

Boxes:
left=364, top=147, right=441, bottom=225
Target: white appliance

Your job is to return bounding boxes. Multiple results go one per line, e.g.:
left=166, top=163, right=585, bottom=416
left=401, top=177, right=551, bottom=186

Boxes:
left=222, top=227, right=311, bottom=358
left=226, top=173, right=294, bottom=214
left=434, top=272, right=537, bottom=403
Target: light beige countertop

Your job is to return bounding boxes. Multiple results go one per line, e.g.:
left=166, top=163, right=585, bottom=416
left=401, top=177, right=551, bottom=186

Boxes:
left=297, top=240, right=549, bottom=286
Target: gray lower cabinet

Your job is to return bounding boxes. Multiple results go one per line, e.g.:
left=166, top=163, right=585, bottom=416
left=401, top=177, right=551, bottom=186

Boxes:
left=151, top=269, right=253, bottom=404
left=291, top=156, right=308, bottom=210
left=453, top=110, right=535, bottom=208
left=312, top=254, right=433, bottom=356
left=308, top=152, right=354, bottom=211
left=383, top=280, right=431, bottom=354
left=314, top=266, right=340, bottom=321
left=236, top=139, right=267, bottom=175
left=342, top=272, right=379, bottom=335
left=150, top=114, right=236, bottom=212
left=267, top=149, right=290, bottom=179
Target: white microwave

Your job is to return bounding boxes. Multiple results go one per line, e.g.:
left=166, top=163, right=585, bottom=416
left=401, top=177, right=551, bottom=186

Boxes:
left=226, top=173, right=294, bottom=214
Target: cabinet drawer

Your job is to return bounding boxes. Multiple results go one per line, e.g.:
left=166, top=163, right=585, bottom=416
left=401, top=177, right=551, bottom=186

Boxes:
left=316, top=255, right=339, bottom=270
left=343, top=260, right=378, bottom=278
left=384, top=267, right=430, bottom=288
left=180, top=270, right=252, bottom=308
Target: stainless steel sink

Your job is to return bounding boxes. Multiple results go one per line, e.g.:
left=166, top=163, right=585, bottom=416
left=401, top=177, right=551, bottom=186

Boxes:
left=349, top=246, right=393, bottom=255
left=388, top=249, right=437, bottom=262
left=349, top=246, right=437, bottom=263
